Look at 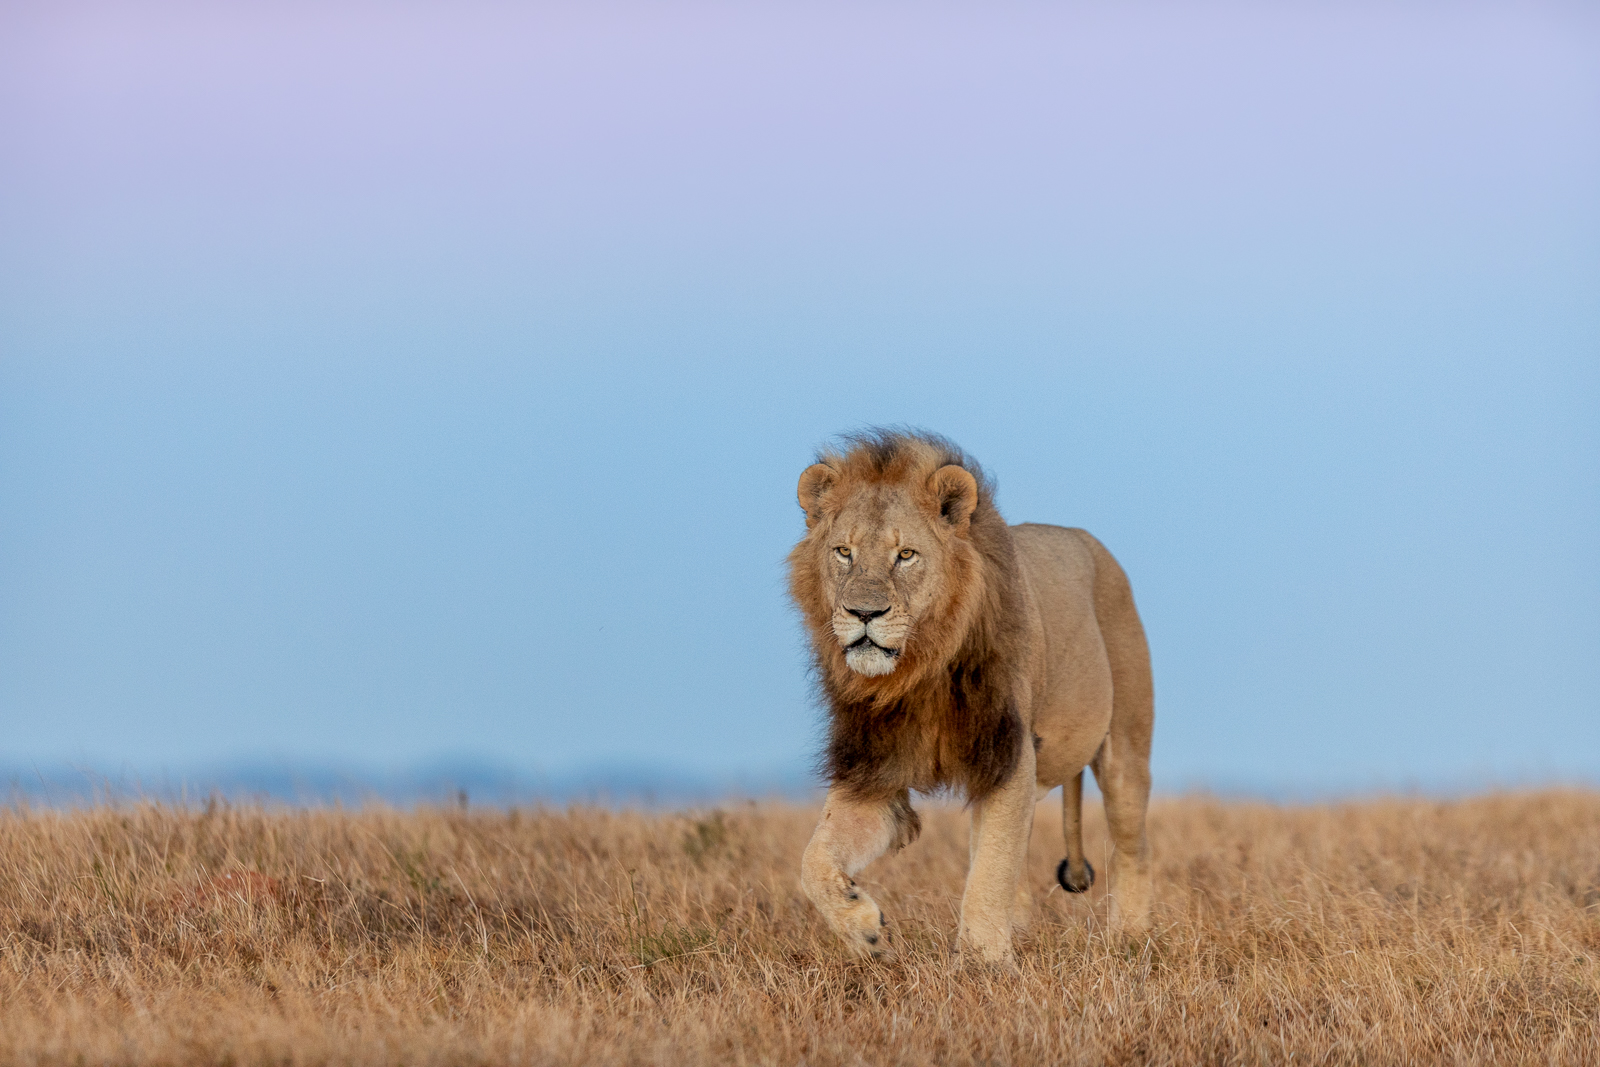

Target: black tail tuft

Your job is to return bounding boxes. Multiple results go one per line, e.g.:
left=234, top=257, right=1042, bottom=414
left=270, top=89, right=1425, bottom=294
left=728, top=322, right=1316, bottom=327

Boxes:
left=1056, top=858, right=1095, bottom=893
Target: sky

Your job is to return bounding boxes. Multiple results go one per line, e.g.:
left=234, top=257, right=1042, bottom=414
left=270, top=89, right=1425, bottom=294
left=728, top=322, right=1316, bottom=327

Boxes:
left=2, top=0, right=1597, bottom=796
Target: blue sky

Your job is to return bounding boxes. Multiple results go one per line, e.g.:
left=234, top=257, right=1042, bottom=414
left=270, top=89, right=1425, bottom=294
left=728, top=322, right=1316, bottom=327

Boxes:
left=2, top=1, right=1596, bottom=794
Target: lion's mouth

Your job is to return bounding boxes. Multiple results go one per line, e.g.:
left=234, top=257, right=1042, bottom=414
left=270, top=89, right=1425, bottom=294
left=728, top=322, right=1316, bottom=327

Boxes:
left=847, top=635, right=899, bottom=658
left=843, top=635, right=901, bottom=676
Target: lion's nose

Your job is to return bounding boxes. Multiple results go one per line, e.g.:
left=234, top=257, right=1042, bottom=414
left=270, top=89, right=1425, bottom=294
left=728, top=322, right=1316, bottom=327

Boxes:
left=846, top=606, right=890, bottom=621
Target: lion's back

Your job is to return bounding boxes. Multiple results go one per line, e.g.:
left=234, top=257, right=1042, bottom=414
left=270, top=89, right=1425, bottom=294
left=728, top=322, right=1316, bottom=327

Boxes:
left=1010, top=522, right=1099, bottom=619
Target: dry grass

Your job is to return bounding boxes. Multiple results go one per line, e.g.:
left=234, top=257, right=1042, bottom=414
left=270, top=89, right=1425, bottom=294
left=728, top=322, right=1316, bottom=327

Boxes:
left=3, top=791, right=1598, bottom=1065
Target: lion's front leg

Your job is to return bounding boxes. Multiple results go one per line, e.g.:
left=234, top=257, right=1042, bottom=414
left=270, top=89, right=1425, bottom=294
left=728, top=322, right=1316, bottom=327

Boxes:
left=957, top=743, right=1037, bottom=966
left=801, top=788, right=919, bottom=959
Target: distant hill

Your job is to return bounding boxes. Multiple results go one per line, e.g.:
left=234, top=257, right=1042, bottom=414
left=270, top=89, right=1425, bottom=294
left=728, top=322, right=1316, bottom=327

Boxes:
left=8, top=759, right=1586, bottom=809
left=2, top=759, right=824, bottom=808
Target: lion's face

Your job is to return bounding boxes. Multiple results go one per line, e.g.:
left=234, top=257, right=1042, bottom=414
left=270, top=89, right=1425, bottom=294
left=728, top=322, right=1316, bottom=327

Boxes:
left=821, top=489, right=947, bottom=676
left=793, top=457, right=980, bottom=678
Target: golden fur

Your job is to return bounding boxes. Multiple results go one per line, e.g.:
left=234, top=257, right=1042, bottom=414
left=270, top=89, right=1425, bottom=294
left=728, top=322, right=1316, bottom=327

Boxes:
left=789, top=430, right=1155, bottom=965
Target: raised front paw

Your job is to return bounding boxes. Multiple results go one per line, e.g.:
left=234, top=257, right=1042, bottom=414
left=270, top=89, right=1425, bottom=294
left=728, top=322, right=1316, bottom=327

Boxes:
left=825, top=879, right=893, bottom=959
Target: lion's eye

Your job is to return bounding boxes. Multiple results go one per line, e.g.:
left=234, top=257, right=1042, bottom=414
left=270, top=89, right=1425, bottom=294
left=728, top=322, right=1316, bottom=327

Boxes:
left=898, top=548, right=917, bottom=562
left=835, top=547, right=852, bottom=560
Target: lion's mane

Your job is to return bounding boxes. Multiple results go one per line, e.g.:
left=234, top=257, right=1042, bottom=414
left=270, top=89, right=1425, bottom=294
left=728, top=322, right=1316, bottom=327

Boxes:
left=788, top=430, right=1029, bottom=803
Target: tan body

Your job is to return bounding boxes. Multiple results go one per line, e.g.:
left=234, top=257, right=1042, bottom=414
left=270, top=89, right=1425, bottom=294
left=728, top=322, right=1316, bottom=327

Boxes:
left=790, top=434, right=1153, bottom=966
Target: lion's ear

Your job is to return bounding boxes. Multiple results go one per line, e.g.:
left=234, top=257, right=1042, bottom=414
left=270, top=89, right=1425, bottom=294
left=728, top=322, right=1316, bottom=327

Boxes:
left=928, top=464, right=979, bottom=533
left=797, top=463, right=838, bottom=528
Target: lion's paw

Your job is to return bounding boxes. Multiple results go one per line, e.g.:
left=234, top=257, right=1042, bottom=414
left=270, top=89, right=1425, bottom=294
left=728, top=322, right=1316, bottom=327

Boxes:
left=826, top=881, right=893, bottom=959
left=954, top=917, right=1018, bottom=974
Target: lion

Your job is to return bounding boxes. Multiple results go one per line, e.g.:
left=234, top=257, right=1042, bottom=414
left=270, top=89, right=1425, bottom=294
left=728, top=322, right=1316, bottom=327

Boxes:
left=788, top=430, right=1154, bottom=966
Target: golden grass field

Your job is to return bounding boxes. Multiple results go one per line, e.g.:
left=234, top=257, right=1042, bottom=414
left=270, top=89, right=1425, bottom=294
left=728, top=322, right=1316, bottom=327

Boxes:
left=3, top=790, right=1598, bottom=1065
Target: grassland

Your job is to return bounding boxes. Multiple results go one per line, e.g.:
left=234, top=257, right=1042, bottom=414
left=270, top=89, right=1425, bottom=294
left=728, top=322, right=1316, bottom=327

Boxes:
left=2, top=790, right=1598, bottom=1065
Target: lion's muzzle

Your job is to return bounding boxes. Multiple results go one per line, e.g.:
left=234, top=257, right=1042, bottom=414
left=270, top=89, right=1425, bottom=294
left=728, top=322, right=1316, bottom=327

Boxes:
left=833, top=610, right=907, bottom=677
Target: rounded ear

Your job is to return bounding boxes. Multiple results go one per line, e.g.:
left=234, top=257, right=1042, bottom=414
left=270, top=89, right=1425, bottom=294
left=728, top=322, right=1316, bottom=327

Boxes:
left=797, top=463, right=838, bottom=528
left=928, top=464, right=979, bottom=533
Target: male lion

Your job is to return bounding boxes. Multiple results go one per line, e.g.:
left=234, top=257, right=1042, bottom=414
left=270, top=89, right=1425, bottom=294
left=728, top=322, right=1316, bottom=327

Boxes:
left=789, top=430, right=1154, bottom=966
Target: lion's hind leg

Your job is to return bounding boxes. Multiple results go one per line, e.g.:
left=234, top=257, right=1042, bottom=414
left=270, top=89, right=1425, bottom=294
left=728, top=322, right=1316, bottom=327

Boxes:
left=1082, top=529, right=1155, bottom=938
left=1092, top=734, right=1153, bottom=938
left=801, top=788, right=919, bottom=959
left=1056, top=770, right=1096, bottom=893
